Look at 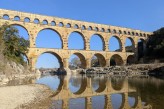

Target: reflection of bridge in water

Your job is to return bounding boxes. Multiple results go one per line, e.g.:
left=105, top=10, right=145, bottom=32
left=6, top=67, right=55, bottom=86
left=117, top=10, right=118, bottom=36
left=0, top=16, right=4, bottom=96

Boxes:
left=52, top=76, right=152, bottom=109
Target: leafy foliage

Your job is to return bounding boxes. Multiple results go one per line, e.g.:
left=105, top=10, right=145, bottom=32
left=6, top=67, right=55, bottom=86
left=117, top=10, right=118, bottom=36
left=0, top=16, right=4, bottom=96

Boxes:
left=146, top=27, right=164, bottom=58
left=0, top=23, right=29, bottom=65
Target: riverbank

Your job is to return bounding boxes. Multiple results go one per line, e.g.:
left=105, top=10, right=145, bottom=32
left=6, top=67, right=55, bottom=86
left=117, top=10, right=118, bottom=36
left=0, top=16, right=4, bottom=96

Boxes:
left=75, top=63, right=164, bottom=77
left=0, top=84, right=53, bottom=109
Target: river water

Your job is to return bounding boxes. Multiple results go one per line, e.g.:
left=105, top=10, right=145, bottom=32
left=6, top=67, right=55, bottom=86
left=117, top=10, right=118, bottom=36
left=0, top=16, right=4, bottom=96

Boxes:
left=36, top=74, right=164, bottom=109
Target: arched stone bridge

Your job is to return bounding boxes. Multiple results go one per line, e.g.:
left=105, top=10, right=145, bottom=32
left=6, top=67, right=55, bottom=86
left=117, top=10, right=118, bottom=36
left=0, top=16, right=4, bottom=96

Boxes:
left=52, top=76, right=152, bottom=109
left=0, top=8, right=152, bottom=71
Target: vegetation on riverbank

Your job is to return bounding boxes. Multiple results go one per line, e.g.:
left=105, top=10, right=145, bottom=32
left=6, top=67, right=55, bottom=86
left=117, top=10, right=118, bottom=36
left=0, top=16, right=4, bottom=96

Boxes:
left=0, top=23, right=29, bottom=69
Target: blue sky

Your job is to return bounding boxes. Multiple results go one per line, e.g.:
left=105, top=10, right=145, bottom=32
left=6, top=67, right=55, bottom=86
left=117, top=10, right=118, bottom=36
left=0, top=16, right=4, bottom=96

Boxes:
left=1, top=0, right=163, bottom=68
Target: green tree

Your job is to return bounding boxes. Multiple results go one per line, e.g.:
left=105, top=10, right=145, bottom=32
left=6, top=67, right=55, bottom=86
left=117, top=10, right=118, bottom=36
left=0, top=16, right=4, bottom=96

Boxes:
left=0, top=23, right=29, bottom=65
left=146, top=27, right=164, bottom=58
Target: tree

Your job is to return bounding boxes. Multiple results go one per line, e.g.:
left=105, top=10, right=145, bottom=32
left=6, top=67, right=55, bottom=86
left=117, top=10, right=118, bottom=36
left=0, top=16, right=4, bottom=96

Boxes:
left=0, top=23, right=29, bottom=65
left=146, top=27, right=164, bottom=58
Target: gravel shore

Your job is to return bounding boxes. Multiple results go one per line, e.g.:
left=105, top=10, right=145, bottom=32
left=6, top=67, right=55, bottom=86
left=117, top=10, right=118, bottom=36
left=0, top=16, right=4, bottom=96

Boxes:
left=0, top=84, right=52, bottom=109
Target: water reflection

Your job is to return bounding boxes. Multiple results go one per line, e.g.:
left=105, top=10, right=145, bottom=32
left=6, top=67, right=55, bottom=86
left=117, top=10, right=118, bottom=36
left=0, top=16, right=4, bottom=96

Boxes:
left=36, top=74, right=162, bottom=109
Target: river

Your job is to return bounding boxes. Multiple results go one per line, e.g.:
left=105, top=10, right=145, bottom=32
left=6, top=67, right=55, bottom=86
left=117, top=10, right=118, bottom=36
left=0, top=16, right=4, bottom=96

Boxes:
left=36, top=74, right=164, bottom=109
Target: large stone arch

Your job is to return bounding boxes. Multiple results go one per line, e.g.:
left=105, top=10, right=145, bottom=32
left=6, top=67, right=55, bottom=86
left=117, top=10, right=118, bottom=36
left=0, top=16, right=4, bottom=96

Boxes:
left=36, top=51, right=63, bottom=68
left=36, top=28, right=63, bottom=49
left=9, top=23, right=30, bottom=39
left=127, top=55, right=135, bottom=65
left=68, top=31, right=86, bottom=50
left=69, top=52, right=86, bottom=69
left=90, top=34, right=105, bottom=51
left=110, top=54, right=124, bottom=66
left=109, top=35, right=122, bottom=52
left=91, top=53, right=106, bottom=67
left=125, top=37, right=135, bottom=52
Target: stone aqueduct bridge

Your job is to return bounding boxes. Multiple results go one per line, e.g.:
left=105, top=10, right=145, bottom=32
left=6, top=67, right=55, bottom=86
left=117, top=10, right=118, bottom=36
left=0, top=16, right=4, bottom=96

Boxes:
left=52, top=76, right=152, bottom=109
left=0, top=9, right=152, bottom=71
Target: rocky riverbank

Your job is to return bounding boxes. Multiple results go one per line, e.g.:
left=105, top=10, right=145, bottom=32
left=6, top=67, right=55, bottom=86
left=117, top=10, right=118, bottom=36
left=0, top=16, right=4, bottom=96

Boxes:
left=76, top=63, right=164, bottom=77
left=0, top=84, right=53, bottom=109
left=0, top=61, right=41, bottom=86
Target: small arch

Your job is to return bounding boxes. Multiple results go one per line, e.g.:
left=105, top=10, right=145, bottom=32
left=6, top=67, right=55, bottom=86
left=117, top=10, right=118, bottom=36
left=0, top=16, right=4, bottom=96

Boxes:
left=143, top=33, right=146, bottom=37
left=107, top=29, right=111, bottom=33
left=136, top=33, right=139, bottom=36
left=91, top=53, right=106, bottom=67
left=132, top=32, right=135, bottom=36
left=119, top=30, right=122, bottom=34
left=88, top=26, right=92, bottom=30
left=74, top=24, right=79, bottom=29
left=140, top=33, right=143, bottom=36
left=58, top=22, right=64, bottom=27
left=3, top=14, right=9, bottom=20
left=14, top=16, right=20, bottom=21
left=42, top=20, right=48, bottom=25
left=34, top=18, right=40, bottom=24
left=124, top=31, right=127, bottom=34
left=51, top=21, right=56, bottom=26
left=66, top=23, right=71, bottom=28
left=81, top=25, right=86, bottom=30
left=113, top=29, right=117, bottom=34
left=128, top=31, right=131, bottom=35
left=101, top=28, right=105, bottom=32
left=24, top=17, right=30, bottom=22
left=110, top=54, right=124, bottom=66
left=95, top=27, right=99, bottom=31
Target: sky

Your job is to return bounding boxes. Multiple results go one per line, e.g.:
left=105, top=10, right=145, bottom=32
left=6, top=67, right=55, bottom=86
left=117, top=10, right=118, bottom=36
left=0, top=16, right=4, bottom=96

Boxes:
left=0, top=0, right=163, bottom=68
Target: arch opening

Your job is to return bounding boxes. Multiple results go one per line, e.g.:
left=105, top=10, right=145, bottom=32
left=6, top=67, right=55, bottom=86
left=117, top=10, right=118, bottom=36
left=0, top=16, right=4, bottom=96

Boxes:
left=34, top=18, right=40, bottom=24
left=68, top=32, right=85, bottom=50
left=42, top=20, right=48, bottom=25
left=36, top=52, right=63, bottom=69
left=91, top=54, right=106, bottom=67
left=58, top=22, right=64, bottom=27
left=90, top=34, right=105, bottom=51
left=125, top=37, right=135, bottom=52
left=127, top=55, right=135, bottom=65
left=69, top=53, right=86, bottom=69
left=110, top=54, right=123, bottom=66
left=10, top=24, right=29, bottom=40
left=66, top=23, right=71, bottom=28
left=138, top=39, right=145, bottom=61
left=14, top=16, right=20, bottom=21
left=36, top=29, right=63, bottom=49
left=109, top=36, right=122, bottom=52
left=3, top=14, right=9, bottom=20
left=24, top=17, right=30, bottom=22
left=51, top=21, right=56, bottom=26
